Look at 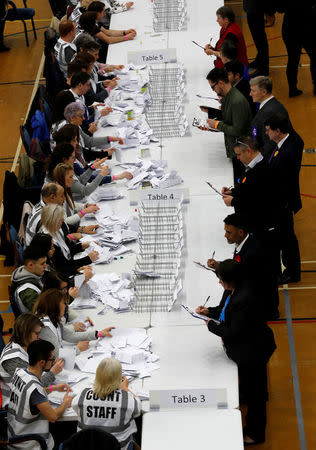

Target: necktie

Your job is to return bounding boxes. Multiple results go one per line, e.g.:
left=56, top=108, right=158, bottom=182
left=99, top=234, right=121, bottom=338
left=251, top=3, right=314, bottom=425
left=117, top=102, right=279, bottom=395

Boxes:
left=268, top=144, right=279, bottom=164
left=219, top=295, right=231, bottom=322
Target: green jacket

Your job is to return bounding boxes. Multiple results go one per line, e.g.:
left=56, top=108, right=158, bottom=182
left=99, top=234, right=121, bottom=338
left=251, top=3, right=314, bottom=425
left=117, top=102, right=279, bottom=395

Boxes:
left=217, top=87, right=252, bottom=158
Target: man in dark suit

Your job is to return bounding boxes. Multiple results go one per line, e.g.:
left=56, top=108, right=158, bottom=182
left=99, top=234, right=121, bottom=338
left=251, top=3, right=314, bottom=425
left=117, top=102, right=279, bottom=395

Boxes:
left=196, top=260, right=276, bottom=445
left=221, top=136, right=282, bottom=293
left=265, top=114, right=304, bottom=284
left=250, top=76, right=293, bottom=156
left=207, top=213, right=279, bottom=319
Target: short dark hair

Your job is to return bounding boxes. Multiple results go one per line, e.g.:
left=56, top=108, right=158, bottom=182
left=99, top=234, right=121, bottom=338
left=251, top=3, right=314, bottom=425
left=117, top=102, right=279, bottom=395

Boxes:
left=88, top=1, right=105, bottom=13
left=42, top=271, right=69, bottom=292
left=47, top=143, right=75, bottom=179
left=51, top=90, right=75, bottom=124
left=223, top=213, right=249, bottom=232
left=225, top=60, right=244, bottom=78
left=27, top=339, right=55, bottom=366
left=216, top=6, right=235, bottom=22
left=70, top=71, right=91, bottom=88
left=23, top=246, right=47, bottom=265
left=41, top=183, right=58, bottom=199
left=30, top=233, right=53, bottom=255
left=233, top=135, right=259, bottom=152
left=220, top=40, right=238, bottom=60
left=264, top=113, right=290, bottom=134
left=206, top=68, right=229, bottom=84
left=67, top=60, right=87, bottom=77
left=216, top=259, right=242, bottom=284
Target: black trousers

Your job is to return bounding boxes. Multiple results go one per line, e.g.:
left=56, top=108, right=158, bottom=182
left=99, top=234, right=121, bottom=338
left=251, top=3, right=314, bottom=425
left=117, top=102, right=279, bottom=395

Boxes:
left=239, top=362, right=268, bottom=442
left=282, top=16, right=316, bottom=90
left=246, top=12, right=269, bottom=72
left=279, top=208, right=301, bottom=279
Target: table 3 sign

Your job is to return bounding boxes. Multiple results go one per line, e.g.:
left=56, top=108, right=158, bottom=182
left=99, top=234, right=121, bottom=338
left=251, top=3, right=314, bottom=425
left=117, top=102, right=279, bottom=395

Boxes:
left=149, top=388, right=228, bottom=411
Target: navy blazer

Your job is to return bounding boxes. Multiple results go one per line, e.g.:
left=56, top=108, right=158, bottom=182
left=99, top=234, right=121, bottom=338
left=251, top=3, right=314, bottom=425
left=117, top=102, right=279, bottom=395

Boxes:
left=207, top=284, right=276, bottom=366
left=252, top=97, right=293, bottom=156
left=266, top=132, right=304, bottom=214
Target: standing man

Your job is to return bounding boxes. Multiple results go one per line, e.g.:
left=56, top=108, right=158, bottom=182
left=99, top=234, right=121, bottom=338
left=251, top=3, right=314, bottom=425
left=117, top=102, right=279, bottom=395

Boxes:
left=200, top=68, right=252, bottom=180
left=225, top=59, right=256, bottom=116
left=7, top=339, right=73, bottom=450
left=265, top=114, right=304, bottom=284
left=250, top=76, right=292, bottom=156
left=208, top=213, right=279, bottom=319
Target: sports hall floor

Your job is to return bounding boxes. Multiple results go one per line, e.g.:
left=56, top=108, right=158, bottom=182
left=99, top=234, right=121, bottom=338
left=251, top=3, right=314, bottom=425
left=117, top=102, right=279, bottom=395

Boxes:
left=0, top=1, right=315, bottom=448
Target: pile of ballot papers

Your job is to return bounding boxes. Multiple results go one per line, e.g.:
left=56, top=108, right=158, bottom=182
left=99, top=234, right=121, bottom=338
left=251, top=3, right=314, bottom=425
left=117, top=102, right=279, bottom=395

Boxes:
left=115, top=158, right=183, bottom=190
left=76, top=202, right=138, bottom=262
left=70, top=273, right=135, bottom=313
left=74, top=328, right=159, bottom=380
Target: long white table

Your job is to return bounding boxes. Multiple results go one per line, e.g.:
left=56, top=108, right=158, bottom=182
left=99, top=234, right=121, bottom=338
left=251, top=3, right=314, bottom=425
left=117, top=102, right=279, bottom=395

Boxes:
left=141, top=409, right=244, bottom=450
left=65, top=0, right=243, bottom=447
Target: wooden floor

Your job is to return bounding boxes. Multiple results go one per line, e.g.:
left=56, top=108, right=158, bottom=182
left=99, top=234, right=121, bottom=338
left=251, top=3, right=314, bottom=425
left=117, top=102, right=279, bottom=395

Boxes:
left=0, top=1, right=316, bottom=448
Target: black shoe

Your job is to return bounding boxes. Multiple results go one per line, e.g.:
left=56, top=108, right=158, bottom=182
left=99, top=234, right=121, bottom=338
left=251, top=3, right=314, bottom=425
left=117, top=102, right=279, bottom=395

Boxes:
left=0, top=45, right=10, bottom=53
left=289, top=88, right=303, bottom=98
left=278, top=273, right=301, bottom=285
left=249, top=68, right=269, bottom=78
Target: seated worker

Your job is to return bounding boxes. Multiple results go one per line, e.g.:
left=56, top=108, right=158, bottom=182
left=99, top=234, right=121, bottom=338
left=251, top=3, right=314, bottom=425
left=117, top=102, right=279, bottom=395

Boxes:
left=51, top=101, right=123, bottom=162
left=196, top=260, right=276, bottom=446
left=34, top=289, right=115, bottom=357
left=50, top=144, right=132, bottom=200
left=11, top=246, right=47, bottom=313
left=7, top=339, right=73, bottom=450
left=54, top=20, right=77, bottom=79
left=26, top=183, right=98, bottom=245
left=72, top=358, right=141, bottom=449
left=39, top=203, right=98, bottom=277
left=0, top=313, right=63, bottom=406
left=76, top=10, right=136, bottom=62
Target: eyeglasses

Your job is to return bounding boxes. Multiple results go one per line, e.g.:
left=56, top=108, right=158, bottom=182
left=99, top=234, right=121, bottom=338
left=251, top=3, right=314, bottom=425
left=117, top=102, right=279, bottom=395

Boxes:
left=210, top=81, right=218, bottom=91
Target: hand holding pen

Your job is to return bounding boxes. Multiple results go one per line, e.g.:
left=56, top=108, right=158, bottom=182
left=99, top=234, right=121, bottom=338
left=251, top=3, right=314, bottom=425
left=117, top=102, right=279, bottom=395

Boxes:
left=195, top=295, right=211, bottom=316
left=207, top=250, right=219, bottom=270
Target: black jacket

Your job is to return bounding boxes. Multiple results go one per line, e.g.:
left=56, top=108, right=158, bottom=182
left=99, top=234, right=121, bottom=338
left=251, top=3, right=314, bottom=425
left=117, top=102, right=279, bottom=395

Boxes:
left=266, top=132, right=304, bottom=214
left=51, top=222, right=92, bottom=277
left=231, top=158, right=280, bottom=232
left=207, top=284, right=276, bottom=365
left=252, top=97, right=293, bottom=156
left=235, top=77, right=257, bottom=117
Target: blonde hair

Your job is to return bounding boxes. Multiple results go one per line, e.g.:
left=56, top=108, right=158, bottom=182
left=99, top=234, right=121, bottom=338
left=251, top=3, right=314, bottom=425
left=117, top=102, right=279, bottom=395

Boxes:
left=41, top=204, right=64, bottom=235
left=93, top=358, right=122, bottom=398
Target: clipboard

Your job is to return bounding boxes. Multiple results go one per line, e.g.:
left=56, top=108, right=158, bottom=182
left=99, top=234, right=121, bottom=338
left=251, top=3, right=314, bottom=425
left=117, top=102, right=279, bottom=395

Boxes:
left=206, top=181, right=224, bottom=197
left=181, top=304, right=208, bottom=321
left=191, top=40, right=204, bottom=49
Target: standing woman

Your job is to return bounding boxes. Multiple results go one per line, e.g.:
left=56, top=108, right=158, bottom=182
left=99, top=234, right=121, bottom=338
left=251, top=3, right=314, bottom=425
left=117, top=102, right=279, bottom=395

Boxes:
left=34, top=289, right=115, bottom=357
left=196, top=260, right=276, bottom=446
left=0, top=313, right=63, bottom=405
left=204, top=6, right=248, bottom=69
left=72, top=358, right=141, bottom=450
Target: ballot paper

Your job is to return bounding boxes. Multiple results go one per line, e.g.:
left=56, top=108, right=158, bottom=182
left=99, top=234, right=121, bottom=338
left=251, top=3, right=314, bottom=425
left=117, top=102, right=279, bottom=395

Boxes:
left=74, top=273, right=85, bottom=289
left=59, top=347, right=76, bottom=371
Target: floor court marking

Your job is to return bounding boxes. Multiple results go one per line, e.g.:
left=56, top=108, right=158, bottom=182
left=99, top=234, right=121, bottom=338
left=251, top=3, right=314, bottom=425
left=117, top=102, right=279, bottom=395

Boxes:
left=283, top=288, right=307, bottom=450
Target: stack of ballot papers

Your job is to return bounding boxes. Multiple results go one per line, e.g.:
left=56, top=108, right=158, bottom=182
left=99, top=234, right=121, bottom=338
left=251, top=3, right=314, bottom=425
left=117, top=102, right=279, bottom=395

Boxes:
left=73, top=328, right=160, bottom=380
left=89, top=186, right=123, bottom=203
left=84, top=273, right=135, bottom=313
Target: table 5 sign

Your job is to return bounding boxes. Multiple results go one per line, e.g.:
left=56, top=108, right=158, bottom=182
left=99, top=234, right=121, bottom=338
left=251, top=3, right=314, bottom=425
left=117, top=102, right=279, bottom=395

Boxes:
left=128, top=48, right=177, bottom=65
left=149, top=388, right=228, bottom=411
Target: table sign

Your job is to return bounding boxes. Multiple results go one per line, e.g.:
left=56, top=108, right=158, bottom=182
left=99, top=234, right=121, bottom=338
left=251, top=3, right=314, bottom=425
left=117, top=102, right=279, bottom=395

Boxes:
left=149, top=388, right=228, bottom=410
left=127, top=48, right=177, bottom=65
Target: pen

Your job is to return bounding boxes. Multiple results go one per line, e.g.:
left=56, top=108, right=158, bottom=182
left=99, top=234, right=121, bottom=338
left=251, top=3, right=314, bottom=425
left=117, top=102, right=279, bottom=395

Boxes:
left=212, top=250, right=215, bottom=259
left=203, top=295, right=210, bottom=306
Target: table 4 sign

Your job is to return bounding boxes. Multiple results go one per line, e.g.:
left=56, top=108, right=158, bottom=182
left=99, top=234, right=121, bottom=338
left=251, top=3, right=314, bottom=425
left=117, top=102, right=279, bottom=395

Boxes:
left=149, top=388, right=228, bottom=411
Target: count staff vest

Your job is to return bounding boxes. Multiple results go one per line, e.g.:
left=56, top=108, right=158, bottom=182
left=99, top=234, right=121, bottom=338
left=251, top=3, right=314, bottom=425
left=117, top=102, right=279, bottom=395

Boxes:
left=7, top=368, right=54, bottom=450
left=54, top=39, right=77, bottom=76
left=74, top=388, right=140, bottom=450
left=0, top=343, right=28, bottom=406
